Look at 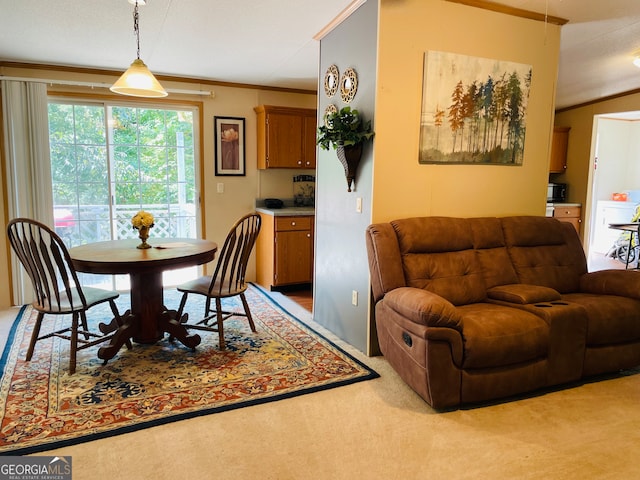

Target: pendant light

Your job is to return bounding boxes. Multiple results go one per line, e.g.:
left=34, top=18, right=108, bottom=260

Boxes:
left=110, top=0, right=167, bottom=97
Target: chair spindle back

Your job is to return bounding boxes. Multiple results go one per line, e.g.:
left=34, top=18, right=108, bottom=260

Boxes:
left=209, top=213, right=261, bottom=296
left=7, top=218, right=85, bottom=311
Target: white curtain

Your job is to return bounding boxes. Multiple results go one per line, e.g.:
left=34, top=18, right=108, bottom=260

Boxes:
left=1, top=80, right=54, bottom=304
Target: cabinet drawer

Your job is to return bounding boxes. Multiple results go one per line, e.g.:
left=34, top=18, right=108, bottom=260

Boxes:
left=275, top=216, right=312, bottom=231
left=554, top=206, right=580, bottom=218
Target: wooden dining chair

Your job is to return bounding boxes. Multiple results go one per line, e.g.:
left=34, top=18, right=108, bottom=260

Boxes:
left=7, top=218, right=129, bottom=374
left=174, top=213, right=262, bottom=349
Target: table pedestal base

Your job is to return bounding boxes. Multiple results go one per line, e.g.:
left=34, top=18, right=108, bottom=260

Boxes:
left=96, top=271, right=202, bottom=362
left=97, top=309, right=202, bottom=361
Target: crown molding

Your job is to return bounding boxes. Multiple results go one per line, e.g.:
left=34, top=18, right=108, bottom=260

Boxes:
left=0, top=61, right=317, bottom=95
left=445, top=0, right=568, bottom=25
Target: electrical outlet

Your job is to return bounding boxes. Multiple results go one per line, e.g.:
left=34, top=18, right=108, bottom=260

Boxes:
left=217, top=182, right=224, bottom=193
left=352, top=290, right=358, bottom=306
left=356, top=197, right=362, bottom=213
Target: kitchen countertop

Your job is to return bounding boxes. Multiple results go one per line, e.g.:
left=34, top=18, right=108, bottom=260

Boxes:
left=546, top=202, right=581, bottom=207
left=255, top=206, right=315, bottom=216
left=255, top=198, right=315, bottom=216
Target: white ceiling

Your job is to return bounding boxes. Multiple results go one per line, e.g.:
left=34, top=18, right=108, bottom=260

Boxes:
left=492, top=0, right=640, bottom=109
left=0, top=0, right=355, bottom=91
left=1, top=0, right=640, bottom=110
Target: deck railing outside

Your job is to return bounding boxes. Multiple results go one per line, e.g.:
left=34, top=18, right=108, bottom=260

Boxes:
left=54, top=203, right=197, bottom=290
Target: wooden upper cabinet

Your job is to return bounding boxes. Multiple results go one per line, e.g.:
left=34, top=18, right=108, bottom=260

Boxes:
left=303, top=114, right=317, bottom=169
left=255, top=105, right=317, bottom=169
left=549, top=126, right=570, bottom=173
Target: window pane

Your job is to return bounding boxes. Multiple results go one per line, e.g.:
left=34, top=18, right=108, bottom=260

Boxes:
left=50, top=144, right=76, bottom=179
left=111, top=106, right=138, bottom=144
left=48, top=104, right=75, bottom=144
left=76, top=145, right=108, bottom=182
left=138, top=108, right=166, bottom=146
left=113, top=145, right=140, bottom=183
left=74, top=105, right=106, bottom=145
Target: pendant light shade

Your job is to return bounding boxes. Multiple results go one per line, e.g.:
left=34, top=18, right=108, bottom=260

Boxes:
left=111, top=58, right=167, bottom=97
left=110, top=1, right=167, bottom=98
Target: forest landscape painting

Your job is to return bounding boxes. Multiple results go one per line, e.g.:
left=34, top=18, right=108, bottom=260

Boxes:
left=419, top=51, right=532, bottom=165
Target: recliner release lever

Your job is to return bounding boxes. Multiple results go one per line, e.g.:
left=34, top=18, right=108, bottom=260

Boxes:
left=402, top=332, right=413, bottom=347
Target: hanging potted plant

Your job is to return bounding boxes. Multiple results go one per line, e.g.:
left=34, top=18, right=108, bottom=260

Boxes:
left=317, top=106, right=374, bottom=192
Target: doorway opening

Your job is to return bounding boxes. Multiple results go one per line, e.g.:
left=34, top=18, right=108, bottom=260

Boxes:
left=585, top=112, right=640, bottom=271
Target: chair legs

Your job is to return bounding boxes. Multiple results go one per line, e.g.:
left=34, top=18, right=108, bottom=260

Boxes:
left=177, top=292, right=257, bottom=350
left=26, top=311, right=80, bottom=374
left=26, top=312, right=45, bottom=361
left=69, top=313, right=79, bottom=375
left=216, top=298, right=225, bottom=350
left=240, top=293, right=257, bottom=333
left=176, top=292, right=189, bottom=324
left=25, top=302, right=128, bottom=375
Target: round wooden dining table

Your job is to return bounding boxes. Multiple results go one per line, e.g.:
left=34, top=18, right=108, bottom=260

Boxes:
left=69, top=238, right=217, bottom=361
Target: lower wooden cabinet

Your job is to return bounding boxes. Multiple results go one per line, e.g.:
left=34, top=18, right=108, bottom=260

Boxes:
left=256, top=213, right=314, bottom=289
left=553, top=205, right=581, bottom=234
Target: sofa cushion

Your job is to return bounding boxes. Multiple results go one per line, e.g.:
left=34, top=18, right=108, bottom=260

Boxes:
left=501, top=216, right=586, bottom=293
left=470, top=217, right=519, bottom=288
left=458, top=303, right=549, bottom=369
left=392, top=217, right=486, bottom=306
left=392, top=217, right=473, bottom=253
left=402, top=250, right=487, bottom=306
left=561, top=293, right=640, bottom=345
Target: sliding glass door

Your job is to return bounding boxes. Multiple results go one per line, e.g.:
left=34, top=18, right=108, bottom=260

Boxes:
left=48, top=100, right=200, bottom=289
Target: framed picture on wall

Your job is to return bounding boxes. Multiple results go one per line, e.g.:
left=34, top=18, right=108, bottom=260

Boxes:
left=419, top=51, right=532, bottom=166
left=214, top=116, right=246, bottom=176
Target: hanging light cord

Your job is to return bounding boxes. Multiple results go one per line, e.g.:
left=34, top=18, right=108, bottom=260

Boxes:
left=133, top=1, right=141, bottom=60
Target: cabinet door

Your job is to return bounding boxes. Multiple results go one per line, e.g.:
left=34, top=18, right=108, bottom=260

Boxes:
left=266, top=113, right=303, bottom=168
left=553, top=205, right=581, bottom=235
left=303, top=114, right=317, bottom=169
left=549, top=127, right=570, bottom=173
left=275, top=230, right=312, bottom=285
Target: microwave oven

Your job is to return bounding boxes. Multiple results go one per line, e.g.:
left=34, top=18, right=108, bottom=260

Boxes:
left=547, top=183, right=567, bottom=203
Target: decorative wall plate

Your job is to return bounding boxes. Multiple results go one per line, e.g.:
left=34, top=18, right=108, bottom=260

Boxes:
left=324, top=65, right=339, bottom=98
left=324, top=104, right=337, bottom=126
left=340, top=68, right=358, bottom=103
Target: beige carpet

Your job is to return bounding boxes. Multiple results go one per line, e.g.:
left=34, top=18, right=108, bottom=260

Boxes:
left=1, top=295, right=639, bottom=479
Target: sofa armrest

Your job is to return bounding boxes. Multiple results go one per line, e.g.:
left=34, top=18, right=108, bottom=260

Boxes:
left=366, top=223, right=406, bottom=304
left=487, top=284, right=561, bottom=304
left=580, top=270, right=640, bottom=300
left=383, top=287, right=463, bottom=330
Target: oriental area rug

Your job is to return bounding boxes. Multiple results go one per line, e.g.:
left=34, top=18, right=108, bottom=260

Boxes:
left=0, top=284, right=378, bottom=455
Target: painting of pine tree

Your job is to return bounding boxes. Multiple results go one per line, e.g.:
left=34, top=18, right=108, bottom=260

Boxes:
left=419, top=51, right=532, bottom=165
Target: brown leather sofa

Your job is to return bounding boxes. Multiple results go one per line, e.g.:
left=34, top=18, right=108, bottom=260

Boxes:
left=366, top=216, right=640, bottom=409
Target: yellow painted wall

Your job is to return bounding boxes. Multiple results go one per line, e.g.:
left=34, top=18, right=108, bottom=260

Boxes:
left=372, top=0, right=561, bottom=222
left=0, top=65, right=315, bottom=308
